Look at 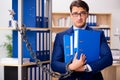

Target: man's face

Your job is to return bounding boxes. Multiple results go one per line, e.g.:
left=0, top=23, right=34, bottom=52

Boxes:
left=70, top=6, right=88, bottom=28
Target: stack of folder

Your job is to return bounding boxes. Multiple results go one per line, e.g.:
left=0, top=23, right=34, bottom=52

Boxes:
left=12, top=0, right=49, bottom=28
left=64, top=29, right=101, bottom=63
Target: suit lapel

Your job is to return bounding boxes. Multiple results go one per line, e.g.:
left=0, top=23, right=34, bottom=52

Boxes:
left=85, top=26, right=93, bottom=30
left=66, top=26, right=74, bottom=34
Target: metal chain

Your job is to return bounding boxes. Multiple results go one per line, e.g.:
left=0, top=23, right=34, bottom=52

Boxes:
left=16, top=25, right=71, bottom=79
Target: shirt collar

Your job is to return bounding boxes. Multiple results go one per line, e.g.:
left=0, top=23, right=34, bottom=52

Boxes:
left=73, top=24, right=87, bottom=30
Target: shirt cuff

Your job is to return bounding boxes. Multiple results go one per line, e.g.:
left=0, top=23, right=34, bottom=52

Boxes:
left=65, top=60, right=73, bottom=74
left=85, top=64, right=92, bottom=72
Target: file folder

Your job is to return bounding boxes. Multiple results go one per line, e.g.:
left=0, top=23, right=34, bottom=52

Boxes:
left=63, top=34, right=74, bottom=63
left=64, top=29, right=101, bottom=63
left=12, top=0, right=49, bottom=28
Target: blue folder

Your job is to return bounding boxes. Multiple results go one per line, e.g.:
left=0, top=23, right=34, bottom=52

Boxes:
left=64, top=29, right=101, bottom=63
left=63, top=34, right=74, bottom=63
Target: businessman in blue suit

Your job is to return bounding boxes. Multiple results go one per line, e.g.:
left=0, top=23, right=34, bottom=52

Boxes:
left=51, top=0, right=113, bottom=80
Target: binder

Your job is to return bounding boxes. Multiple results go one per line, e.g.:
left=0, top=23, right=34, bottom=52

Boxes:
left=74, top=29, right=101, bottom=63
left=39, top=0, right=43, bottom=28
left=12, top=31, right=36, bottom=62
left=63, top=34, right=74, bottom=63
left=86, top=14, right=97, bottom=26
left=12, top=30, right=50, bottom=62
left=12, top=0, right=36, bottom=27
left=36, top=0, right=40, bottom=27
left=12, top=0, right=49, bottom=28
left=64, top=29, right=101, bottom=63
left=42, top=0, right=49, bottom=28
left=36, top=30, right=50, bottom=61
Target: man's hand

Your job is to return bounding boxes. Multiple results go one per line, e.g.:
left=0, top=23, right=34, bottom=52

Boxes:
left=68, top=53, right=86, bottom=71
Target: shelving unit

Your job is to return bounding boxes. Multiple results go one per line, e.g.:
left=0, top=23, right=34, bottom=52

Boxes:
left=52, top=12, right=112, bottom=47
left=102, top=64, right=120, bottom=80
left=0, top=0, right=52, bottom=80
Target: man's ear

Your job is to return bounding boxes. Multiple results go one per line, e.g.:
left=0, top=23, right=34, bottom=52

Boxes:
left=86, top=12, right=89, bottom=18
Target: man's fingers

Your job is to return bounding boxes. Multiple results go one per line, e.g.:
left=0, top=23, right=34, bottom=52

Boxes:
left=81, top=53, right=86, bottom=59
left=73, top=52, right=78, bottom=61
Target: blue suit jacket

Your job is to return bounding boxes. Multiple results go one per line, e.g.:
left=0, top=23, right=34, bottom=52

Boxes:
left=51, top=26, right=113, bottom=80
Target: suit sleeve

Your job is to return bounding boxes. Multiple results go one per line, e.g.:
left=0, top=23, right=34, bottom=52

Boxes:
left=89, top=31, right=113, bottom=73
left=51, top=33, right=68, bottom=74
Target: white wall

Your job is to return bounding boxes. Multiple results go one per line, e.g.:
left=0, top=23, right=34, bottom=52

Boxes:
left=52, top=0, right=120, bottom=49
left=0, top=0, right=12, bottom=57
left=0, top=0, right=12, bottom=27
left=0, top=0, right=12, bottom=80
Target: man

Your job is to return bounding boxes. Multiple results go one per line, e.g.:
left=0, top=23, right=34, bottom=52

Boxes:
left=51, top=0, right=113, bottom=80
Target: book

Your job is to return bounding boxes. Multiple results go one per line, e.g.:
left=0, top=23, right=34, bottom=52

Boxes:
left=64, top=29, right=101, bottom=63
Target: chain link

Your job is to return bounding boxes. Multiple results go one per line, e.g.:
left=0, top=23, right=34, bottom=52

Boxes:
left=16, top=25, right=71, bottom=79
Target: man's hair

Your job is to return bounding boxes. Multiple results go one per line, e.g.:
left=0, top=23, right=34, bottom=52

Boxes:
left=70, top=0, right=89, bottom=12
